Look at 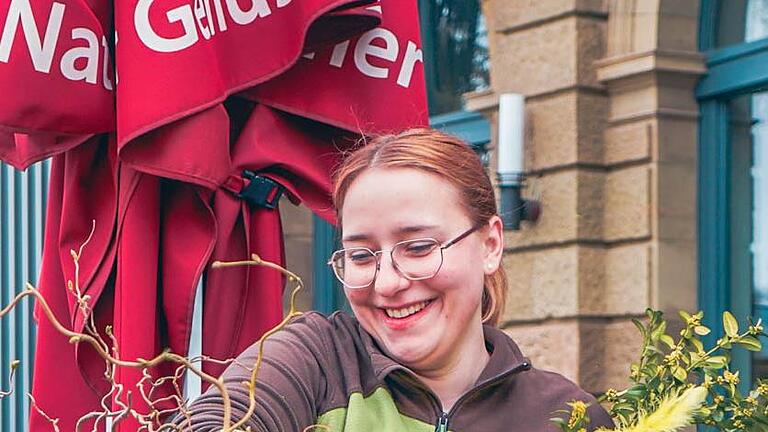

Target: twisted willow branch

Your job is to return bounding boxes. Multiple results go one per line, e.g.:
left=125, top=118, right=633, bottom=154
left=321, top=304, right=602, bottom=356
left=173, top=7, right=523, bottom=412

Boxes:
left=1, top=208, right=311, bottom=431
left=211, top=253, right=305, bottom=431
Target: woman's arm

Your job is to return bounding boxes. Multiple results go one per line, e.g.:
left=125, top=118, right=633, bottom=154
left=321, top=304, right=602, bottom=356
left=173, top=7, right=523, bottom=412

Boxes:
left=167, top=315, right=329, bottom=431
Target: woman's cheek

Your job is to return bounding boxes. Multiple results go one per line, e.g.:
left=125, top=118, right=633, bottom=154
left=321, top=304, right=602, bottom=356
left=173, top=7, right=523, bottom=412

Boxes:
left=343, top=289, right=370, bottom=308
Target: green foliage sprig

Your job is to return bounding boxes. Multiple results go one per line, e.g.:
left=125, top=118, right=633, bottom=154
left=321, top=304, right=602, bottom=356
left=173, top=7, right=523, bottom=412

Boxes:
left=553, top=309, right=768, bottom=432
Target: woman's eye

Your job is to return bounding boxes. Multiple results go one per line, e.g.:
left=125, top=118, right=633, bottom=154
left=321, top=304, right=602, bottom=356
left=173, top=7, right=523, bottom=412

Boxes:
left=402, top=242, right=437, bottom=257
left=347, top=251, right=375, bottom=264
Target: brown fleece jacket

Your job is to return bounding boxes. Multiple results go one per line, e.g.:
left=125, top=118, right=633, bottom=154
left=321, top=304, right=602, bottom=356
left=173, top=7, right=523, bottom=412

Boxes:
left=170, top=311, right=614, bottom=431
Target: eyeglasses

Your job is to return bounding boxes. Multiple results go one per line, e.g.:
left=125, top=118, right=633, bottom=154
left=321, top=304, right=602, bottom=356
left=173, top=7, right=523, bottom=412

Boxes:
left=328, top=223, right=483, bottom=289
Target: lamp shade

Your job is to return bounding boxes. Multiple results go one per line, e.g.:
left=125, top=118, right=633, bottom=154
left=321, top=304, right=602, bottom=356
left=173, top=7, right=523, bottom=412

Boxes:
left=498, top=93, right=525, bottom=175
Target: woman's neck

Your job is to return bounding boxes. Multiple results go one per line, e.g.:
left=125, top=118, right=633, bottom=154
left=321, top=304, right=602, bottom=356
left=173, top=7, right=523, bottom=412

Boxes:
left=413, top=325, right=490, bottom=412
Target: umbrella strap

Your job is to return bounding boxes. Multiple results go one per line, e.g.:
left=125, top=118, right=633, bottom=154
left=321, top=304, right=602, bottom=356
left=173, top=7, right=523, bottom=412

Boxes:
left=223, top=171, right=285, bottom=209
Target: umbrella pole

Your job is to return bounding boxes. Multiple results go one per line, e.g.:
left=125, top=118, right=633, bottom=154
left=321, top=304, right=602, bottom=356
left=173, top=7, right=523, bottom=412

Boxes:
left=184, top=277, right=204, bottom=402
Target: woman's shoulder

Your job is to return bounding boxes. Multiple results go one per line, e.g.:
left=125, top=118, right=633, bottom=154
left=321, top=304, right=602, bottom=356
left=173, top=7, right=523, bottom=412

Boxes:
left=280, top=310, right=361, bottom=339
left=484, top=328, right=614, bottom=429
left=518, top=367, right=614, bottom=429
left=260, top=310, right=368, bottom=357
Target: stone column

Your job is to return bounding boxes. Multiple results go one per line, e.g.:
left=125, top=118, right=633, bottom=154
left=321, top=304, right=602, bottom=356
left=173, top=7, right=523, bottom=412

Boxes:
left=594, top=0, right=705, bottom=385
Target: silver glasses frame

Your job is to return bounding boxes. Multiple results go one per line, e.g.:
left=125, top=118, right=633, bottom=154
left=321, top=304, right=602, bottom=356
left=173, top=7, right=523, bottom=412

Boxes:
left=327, top=222, right=484, bottom=289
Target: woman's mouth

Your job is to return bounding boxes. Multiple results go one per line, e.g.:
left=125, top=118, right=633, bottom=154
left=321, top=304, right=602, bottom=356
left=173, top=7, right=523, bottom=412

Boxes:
left=380, top=299, right=435, bottom=330
left=384, top=300, right=432, bottom=319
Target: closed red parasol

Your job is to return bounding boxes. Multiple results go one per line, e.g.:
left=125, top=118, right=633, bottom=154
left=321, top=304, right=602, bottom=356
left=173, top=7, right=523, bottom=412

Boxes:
left=0, top=0, right=427, bottom=430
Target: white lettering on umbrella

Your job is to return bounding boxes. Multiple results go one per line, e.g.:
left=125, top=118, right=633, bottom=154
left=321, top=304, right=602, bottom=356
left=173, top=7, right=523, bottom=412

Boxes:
left=319, top=27, right=423, bottom=89
left=194, top=0, right=213, bottom=40
left=0, top=0, right=65, bottom=73
left=135, top=0, right=291, bottom=53
left=211, top=0, right=228, bottom=33
left=397, top=41, right=422, bottom=88
left=60, top=28, right=99, bottom=84
left=134, top=0, right=199, bottom=53
left=354, top=28, right=398, bottom=79
left=329, top=41, right=350, bottom=68
left=225, top=0, right=271, bottom=25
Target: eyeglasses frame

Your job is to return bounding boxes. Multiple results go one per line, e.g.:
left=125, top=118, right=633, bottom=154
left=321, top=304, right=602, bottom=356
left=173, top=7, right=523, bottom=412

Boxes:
left=327, top=222, right=485, bottom=289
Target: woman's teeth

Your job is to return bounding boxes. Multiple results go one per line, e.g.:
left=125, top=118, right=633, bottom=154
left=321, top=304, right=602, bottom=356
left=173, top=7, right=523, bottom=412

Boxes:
left=385, top=300, right=430, bottom=319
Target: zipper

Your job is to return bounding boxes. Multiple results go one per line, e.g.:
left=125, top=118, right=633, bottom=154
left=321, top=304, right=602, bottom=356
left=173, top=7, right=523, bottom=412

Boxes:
left=397, top=360, right=531, bottom=432
left=434, top=412, right=449, bottom=432
left=436, top=360, right=532, bottom=430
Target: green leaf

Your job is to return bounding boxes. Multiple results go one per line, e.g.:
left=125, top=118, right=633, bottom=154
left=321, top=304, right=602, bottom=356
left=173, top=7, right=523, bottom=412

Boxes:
left=736, top=335, right=762, bottom=352
left=679, top=310, right=692, bottom=322
left=690, top=351, right=701, bottom=364
left=624, top=384, right=647, bottom=398
left=549, top=417, right=567, bottom=427
left=631, top=318, right=647, bottom=338
left=689, top=338, right=704, bottom=353
left=723, top=311, right=739, bottom=337
left=694, top=325, right=711, bottom=336
left=651, top=321, right=667, bottom=341
left=660, top=334, right=676, bottom=349
left=671, top=365, right=688, bottom=382
left=705, top=356, right=728, bottom=369
left=644, top=345, right=664, bottom=356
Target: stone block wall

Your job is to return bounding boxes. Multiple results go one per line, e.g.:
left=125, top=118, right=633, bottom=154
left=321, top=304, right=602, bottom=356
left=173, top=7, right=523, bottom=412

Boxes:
left=472, top=0, right=704, bottom=393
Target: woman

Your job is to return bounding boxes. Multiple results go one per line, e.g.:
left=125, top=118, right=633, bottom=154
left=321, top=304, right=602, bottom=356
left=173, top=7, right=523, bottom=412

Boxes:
left=173, top=128, right=613, bottom=431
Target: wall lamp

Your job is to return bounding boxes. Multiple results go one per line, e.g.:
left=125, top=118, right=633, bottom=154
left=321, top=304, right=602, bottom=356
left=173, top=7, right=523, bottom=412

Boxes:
left=497, top=93, right=540, bottom=230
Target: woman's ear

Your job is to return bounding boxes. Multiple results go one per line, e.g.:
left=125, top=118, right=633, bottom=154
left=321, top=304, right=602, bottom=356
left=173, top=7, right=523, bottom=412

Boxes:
left=483, top=215, right=504, bottom=275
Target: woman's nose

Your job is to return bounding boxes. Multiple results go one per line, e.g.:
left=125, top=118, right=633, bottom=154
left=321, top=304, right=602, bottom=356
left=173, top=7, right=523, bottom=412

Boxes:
left=373, top=254, right=409, bottom=296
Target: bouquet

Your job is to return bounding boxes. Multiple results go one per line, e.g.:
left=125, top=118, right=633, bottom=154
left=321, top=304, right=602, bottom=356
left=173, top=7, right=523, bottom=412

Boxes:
left=552, top=309, right=768, bottom=432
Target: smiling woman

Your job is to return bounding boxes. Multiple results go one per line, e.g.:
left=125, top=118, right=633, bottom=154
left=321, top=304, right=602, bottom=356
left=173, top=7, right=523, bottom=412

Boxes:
left=170, top=128, right=614, bottom=431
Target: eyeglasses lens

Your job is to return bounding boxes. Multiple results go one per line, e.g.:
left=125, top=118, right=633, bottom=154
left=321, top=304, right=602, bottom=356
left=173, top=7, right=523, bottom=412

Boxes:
left=331, top=239, right=443, bottom=288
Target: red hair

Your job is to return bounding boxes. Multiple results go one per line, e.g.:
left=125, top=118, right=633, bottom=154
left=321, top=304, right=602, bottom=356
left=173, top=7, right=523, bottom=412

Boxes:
left=332, top=128, right=506, bottom=326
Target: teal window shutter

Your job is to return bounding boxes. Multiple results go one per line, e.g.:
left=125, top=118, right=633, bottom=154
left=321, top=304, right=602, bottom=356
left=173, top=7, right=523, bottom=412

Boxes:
left=1, top=160, right=50, bottom=432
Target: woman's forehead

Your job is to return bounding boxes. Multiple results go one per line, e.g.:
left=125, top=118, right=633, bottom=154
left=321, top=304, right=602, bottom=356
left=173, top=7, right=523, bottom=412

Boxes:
left=340, top=167, right=470, bottom=239
left=343, top=168, right=460, bottom=209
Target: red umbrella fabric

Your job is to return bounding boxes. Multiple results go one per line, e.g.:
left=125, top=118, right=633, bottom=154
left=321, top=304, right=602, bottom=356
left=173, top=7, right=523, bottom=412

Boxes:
left=1, top=0, right=426, bottom=430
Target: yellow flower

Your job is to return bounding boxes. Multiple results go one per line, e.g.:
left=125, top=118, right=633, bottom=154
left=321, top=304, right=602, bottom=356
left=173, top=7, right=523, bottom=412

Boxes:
left=723, top=370, right=740, bottom=386
left=567, top=401, right=588, bottom=428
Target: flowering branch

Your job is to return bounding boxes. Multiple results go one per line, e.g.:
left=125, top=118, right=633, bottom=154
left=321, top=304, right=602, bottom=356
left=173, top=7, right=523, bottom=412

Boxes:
left=553, top=308, right=768, bottom=432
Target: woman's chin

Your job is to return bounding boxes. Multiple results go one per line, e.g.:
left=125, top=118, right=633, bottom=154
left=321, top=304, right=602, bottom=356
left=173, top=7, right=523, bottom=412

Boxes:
left=386, top=343, right=430, bottom=367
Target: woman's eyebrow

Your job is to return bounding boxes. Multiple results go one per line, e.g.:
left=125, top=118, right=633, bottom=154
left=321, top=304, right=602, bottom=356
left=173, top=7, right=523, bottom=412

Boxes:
left=397, top=224, right=440, bottom=234
left=341, top=233, right=369, bottom=242
left=341, top=225, right=440, bottom=242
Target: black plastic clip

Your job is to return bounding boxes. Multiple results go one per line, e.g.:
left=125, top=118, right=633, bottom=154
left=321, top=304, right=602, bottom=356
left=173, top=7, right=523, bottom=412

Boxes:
left=237, top=170, right=285, bottom=210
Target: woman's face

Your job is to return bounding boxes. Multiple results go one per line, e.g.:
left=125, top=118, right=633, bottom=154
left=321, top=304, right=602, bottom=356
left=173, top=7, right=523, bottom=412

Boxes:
left=340, top=167, right=503, bottom=373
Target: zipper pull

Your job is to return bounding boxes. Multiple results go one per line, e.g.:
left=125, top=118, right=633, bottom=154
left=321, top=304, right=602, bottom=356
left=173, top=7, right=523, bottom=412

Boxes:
left=435, top=412, right=449, bottom=432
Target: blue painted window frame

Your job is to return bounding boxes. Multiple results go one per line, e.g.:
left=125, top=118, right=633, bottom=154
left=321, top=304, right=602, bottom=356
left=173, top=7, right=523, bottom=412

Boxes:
left=697, top=0, right=768, bottom=392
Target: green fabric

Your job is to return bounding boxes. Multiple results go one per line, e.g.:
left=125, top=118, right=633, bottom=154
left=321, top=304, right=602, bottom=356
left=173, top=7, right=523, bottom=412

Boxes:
left=315, top=387, right=438, bottom=432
